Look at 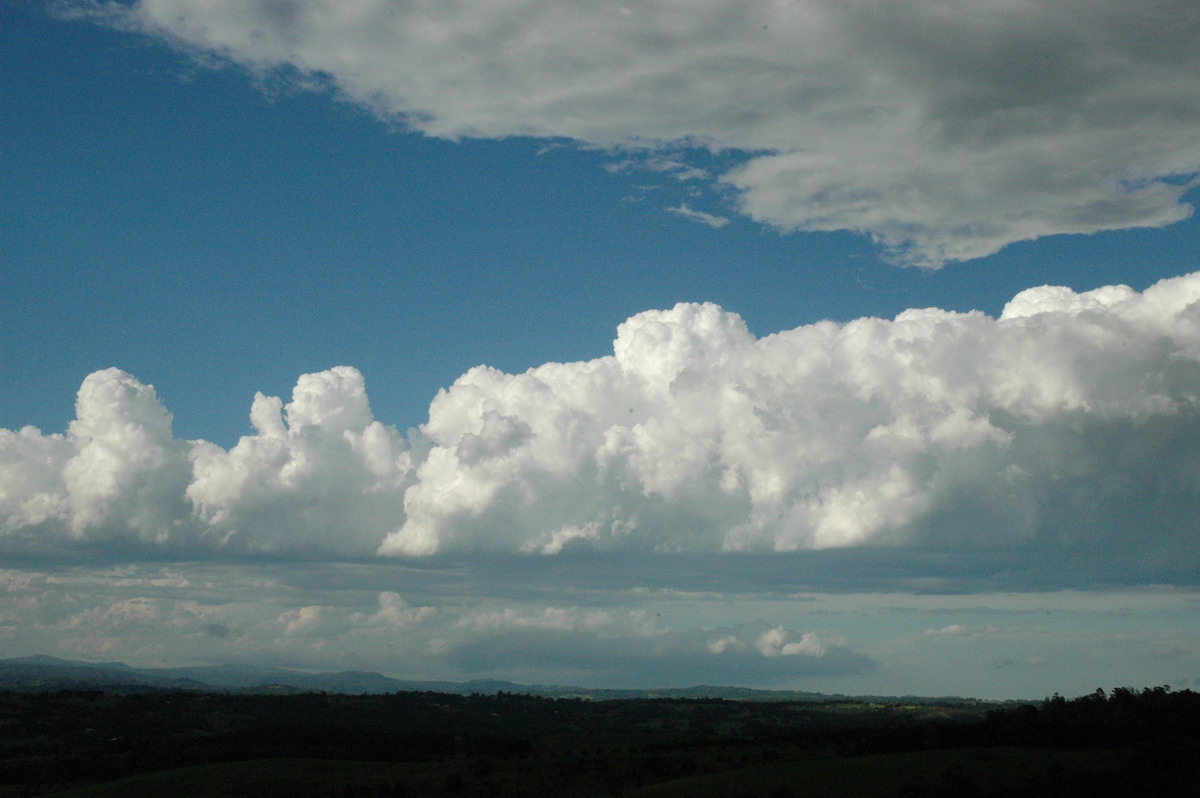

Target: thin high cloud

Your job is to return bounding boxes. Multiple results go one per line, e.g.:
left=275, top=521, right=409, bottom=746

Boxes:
left=59, top=0, right=1200, bottom=266
left=3, top=273, right=1198, bottom=576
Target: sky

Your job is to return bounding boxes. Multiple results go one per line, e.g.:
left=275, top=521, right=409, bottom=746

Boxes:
left=1, top=0, right=1199, bottom=700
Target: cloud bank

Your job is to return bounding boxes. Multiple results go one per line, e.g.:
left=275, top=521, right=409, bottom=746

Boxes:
left=60, top=0, right=1200, bottom=265
left=0, top=565, right=879, bottom=686
left=3, top=273, right=1199, bottom=568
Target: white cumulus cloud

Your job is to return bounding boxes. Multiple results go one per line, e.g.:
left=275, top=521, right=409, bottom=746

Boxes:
left=0, top=369, right=194, bottom=551
left=2, top=273, right=1199, bottom=567
left=755, top=627, right=832, bottom=658
left=380, top=271, right=1200, bottom=558
left=186, top=366, right=413, bottom=554
left=0, top=366, right=413, bottom=556
left=60, top=0, right=1200, bottom=265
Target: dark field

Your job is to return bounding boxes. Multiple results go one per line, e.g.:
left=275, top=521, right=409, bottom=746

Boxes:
left=3, top=687, right=1198, bottom=797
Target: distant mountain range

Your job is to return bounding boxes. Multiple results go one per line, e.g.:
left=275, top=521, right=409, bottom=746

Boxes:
left=0, top=655, right=977, bottom=704
left=0, top=655, right=518, bottom=696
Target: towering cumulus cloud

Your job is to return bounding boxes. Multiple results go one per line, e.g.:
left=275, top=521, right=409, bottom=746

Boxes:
left=61, top=0, right=1200, bottom=265
left=382, top=272, right=1200, bottom=557
left=4, top=273, right=1198, bottom=561
left=0, top=369, right=193, bottom=547
left=186, top=367, right=413, bottom=554
left=1, top=366, right=412, bottom=556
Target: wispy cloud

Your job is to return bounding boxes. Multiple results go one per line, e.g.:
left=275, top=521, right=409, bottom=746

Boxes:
left=667, top=203, right=730, bottom=228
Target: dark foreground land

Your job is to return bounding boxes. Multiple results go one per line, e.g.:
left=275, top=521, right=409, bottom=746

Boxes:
left=2, top=686, right=1199, bottom=797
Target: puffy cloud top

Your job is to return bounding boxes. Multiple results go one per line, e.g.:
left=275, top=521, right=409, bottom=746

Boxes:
left=2, top=366, right=411, bottom=556
left=383, top=272, right=1200, bottom=557
left=3, top=272, right=1199, bottom=562
left=63, top=0, right=1200, bottom=265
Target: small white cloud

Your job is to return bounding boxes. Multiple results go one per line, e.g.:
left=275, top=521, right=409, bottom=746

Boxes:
left=755, top=627, right=831, bottom=658
left=642, top=156, right=712, bottom=182
left=279, top=605, right=326, bottom=636
left=923, top=624, right=973, bottom=638
left=522, top=523, right=602, bottom=555
left=667, top=203, right=731, bottom=228
left=707, top=634, right=743, bottom=654
left=351, top=592, right=436, bottom=629
left=607, top=155, right=709, bottom=182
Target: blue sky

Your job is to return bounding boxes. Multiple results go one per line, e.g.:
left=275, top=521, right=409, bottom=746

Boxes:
left=2, top=0, right=1199, bottom=699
